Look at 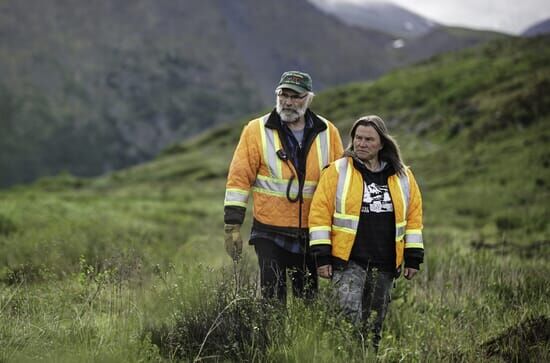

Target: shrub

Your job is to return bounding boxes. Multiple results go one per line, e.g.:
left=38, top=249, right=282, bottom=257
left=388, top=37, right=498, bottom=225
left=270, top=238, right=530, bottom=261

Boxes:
left=148, top=264, right=273, bottom=361
left=0, top=213, right=16, bottom=236
left=495, top=216, right=521, bottom=231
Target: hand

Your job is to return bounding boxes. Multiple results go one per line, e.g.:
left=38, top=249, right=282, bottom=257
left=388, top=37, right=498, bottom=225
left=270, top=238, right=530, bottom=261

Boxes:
left=317, top=264, right=332, bottom=279
left=224, top=224, right=243, bottom=261
left=404, top=267, right=418, bottom=280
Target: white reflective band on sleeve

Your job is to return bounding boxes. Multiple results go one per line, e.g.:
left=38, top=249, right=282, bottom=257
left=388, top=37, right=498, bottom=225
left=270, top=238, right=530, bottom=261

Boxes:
left=333, top=214, right=359, bottom=231
left=224, top=189, right=249, bottom=207
left=253, top=175, right=317, bottom=199
left=310, top=229, right=331, bottom=241
left=405, top=231, right=423, bottom=244
left=310, top=225, right=332, bottom=244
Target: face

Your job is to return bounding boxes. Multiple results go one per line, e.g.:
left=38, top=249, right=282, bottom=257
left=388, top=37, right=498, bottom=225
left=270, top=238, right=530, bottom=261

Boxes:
left=353, top=125, right=383, bottom=162
left=276, top=88, right=309, bottom=122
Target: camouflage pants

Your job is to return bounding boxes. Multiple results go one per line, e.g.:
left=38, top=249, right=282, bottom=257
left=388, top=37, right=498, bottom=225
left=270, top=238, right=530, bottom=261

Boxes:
left=332, top=260, right=394, bottom=346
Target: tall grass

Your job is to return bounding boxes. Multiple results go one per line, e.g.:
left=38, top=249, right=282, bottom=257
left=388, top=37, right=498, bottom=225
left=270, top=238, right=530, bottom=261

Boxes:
left=3, top=232, right=547, bottom=362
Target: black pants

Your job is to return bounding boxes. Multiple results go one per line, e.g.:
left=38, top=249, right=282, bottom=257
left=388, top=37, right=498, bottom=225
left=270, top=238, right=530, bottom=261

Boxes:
left=253, top=238, right=318, bottom=303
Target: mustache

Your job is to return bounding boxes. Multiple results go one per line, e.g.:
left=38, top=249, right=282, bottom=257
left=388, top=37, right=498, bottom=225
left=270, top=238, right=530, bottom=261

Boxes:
left=276, top=101, right=306, bottom=122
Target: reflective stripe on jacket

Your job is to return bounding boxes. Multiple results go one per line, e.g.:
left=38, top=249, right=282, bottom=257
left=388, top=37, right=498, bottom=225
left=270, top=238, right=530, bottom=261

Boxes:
left=309, top=157, right=423, bottom=268
left=225, top=111, right=344, bottom=228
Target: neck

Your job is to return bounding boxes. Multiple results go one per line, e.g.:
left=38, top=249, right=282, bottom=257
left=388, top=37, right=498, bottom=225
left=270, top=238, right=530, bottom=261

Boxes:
left=285, top=116, right=306, bottom=131
left=362, top=157, right=381, bottom=171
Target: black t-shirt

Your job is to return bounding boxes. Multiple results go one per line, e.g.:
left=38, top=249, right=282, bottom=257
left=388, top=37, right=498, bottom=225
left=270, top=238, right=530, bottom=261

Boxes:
left=349, top=159, right=396, bottom=272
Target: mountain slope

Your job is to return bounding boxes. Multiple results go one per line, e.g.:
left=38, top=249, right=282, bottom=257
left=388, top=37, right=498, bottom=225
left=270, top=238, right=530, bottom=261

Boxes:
left=0, top=0, right=504, bottom=187
left=522, top=18, right=550, bottom=36
left=0, top=0, right=263, bottom=185
left=308, top=0, right=438, bottom=38
left=217, top=0, right=395, bottom=101
left=307, top=0, right=503, bottom=58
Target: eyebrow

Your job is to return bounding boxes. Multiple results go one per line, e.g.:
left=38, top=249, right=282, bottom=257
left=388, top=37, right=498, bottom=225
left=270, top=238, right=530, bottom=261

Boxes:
left=278, top=91, right=307, bottom=99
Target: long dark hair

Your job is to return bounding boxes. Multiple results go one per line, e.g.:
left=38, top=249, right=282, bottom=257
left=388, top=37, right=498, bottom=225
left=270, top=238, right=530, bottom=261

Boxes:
left=345, top=115, right=406, bottom=175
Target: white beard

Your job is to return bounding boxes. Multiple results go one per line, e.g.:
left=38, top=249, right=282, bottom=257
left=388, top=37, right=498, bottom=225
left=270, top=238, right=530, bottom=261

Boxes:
left=276, top=100, right=308, bottom=123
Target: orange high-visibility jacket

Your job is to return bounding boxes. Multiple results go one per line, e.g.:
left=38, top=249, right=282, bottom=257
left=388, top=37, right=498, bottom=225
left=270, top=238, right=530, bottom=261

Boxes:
left=309, top=157, right=424, bottom=268
left=224, top=110, right=343, bottom=228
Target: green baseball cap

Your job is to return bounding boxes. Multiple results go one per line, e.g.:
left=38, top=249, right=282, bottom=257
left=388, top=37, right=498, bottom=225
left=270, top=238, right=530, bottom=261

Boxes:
left=276, top=71, right=313, bottom=94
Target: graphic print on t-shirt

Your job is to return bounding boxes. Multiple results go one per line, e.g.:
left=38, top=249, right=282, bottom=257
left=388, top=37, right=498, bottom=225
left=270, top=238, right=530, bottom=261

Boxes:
left=361, top=181, right=393, bottom=214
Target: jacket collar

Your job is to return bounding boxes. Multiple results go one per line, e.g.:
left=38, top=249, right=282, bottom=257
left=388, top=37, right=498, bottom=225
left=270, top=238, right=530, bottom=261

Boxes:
left=265, top=109, right=328, bottom=134
left=346, top=151, right=394, bottom=175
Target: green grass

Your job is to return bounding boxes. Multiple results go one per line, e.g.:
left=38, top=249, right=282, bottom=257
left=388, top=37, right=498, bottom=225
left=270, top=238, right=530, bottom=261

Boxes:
left=0, top=35, right=549, bottom=361
left=1, top=235, right=547, bottom=361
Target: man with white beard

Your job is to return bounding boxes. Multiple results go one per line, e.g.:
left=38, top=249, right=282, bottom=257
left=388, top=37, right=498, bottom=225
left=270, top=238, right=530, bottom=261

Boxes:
left=224, top=71, right=343, bottom=303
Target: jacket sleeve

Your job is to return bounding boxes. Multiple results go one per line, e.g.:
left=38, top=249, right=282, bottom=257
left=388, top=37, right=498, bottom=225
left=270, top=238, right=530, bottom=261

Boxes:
left=224, top=122, right=261, bottom=225
left=404, top=168, right=424, bottom=269
left=309, top=163, right=338, bottom=267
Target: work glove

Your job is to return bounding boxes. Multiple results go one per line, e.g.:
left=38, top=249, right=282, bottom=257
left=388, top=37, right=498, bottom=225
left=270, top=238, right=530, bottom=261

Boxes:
left=224, top=224, right=243, bottom=261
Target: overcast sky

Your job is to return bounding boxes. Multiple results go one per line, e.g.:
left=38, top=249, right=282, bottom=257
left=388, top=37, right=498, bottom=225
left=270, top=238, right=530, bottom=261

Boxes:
left=332, top=0, right=550, bottom=34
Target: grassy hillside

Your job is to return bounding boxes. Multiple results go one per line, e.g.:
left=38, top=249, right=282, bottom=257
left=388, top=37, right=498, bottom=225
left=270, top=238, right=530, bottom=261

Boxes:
left=0, top=36, right=548, bottom=361
left=314, top=35, right=550, bottom=247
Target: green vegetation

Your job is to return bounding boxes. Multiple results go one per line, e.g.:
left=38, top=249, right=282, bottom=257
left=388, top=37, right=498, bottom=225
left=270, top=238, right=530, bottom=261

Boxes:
left=0, top=36, right=549, bottom=361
